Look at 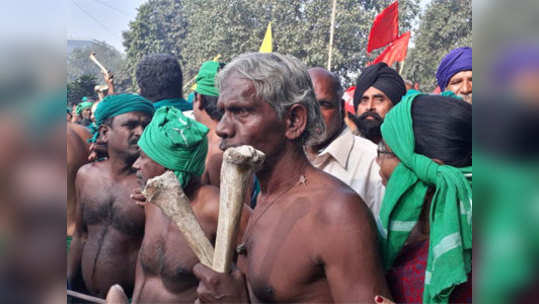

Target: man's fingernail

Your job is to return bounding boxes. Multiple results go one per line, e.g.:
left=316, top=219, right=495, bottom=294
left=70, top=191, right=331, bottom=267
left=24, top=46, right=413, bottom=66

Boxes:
left=375, top=296, right=384, bottom=303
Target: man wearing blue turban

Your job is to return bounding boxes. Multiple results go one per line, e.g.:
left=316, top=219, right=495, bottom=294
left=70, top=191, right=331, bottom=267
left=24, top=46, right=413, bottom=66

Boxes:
left=436, top=47, right=472, bottom=103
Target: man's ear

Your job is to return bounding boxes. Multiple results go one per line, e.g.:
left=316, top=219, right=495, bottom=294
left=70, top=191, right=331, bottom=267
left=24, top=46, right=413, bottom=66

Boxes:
left=195, top=93, right=204, bottom=110
left=285, top=104, right=307, bottom=141
left=99, top=124, right=111, bottom=144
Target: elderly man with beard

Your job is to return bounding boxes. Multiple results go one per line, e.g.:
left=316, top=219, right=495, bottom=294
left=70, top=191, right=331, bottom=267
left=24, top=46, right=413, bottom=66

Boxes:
left=436, top=47, right=472, bottom=103
left=351, top=63, right=406, bottom=144
left=305, top=67, right=385, bottom=216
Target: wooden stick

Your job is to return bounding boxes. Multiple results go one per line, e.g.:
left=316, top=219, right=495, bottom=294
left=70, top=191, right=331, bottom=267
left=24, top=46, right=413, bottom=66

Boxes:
left=67, top=290, right=106, bottom=304
left=213, top=145, right=265, bottom=273
left=143, top=171, right=215, bottom=267
left=89, top=52, right=110, bottom=79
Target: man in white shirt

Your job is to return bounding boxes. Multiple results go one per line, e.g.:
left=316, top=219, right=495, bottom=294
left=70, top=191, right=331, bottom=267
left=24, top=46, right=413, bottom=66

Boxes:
left=305, top=67, right=385, bottom=216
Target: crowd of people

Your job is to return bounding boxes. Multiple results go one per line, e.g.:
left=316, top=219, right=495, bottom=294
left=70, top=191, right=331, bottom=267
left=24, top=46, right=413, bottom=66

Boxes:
left=66, top=46, right=472, bottom=303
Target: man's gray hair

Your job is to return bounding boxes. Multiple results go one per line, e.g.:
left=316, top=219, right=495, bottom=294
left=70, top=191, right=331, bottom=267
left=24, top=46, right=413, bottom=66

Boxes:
left=217, top=52, right=325, bottom=146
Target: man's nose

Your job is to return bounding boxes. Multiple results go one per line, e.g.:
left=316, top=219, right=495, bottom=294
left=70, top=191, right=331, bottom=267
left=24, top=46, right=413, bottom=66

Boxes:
left=216, top=113, right=233, bottom=139
left=461, top=80, right=472, bottom=94
left=133, top=124, right=144, bottom=137
left=366, top=99, right=375, bottom=111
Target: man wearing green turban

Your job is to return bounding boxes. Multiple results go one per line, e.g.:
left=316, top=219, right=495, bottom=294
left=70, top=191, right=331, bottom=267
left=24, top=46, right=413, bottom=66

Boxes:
left=68, top=93, right=155, bottom=299
left=376, top=90, right=472, bottom=303
left=192, top=60, right=226, bottom=187
left=76, top=101, right=93, bottom=127
left=129, top=106, right=251, bottom=303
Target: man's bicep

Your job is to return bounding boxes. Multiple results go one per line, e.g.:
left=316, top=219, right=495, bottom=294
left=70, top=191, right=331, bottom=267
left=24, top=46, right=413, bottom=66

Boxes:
left=319, top=202, right=390, bottom=302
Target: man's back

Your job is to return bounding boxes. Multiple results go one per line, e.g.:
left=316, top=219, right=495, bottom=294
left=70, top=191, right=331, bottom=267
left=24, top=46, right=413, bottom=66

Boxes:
left=237, top=165, right=388, bottom=302
left=72, top=161, right=144, bottom=297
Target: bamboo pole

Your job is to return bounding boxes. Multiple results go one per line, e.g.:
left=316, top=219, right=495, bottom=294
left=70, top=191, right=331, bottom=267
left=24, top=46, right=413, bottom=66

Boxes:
left=327, top=0, right=337, bottom=71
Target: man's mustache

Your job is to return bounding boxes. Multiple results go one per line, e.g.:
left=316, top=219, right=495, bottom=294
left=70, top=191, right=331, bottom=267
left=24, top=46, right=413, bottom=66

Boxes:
left=358, top=111, right=383, bottom=122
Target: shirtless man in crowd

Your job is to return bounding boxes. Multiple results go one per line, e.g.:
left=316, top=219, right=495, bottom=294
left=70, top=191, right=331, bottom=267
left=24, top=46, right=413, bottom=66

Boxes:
left=193, top=53, right=390, bottom=303
left=129, top=106, right=250, bottom=303
left=67, top=94, right=155, bottom=298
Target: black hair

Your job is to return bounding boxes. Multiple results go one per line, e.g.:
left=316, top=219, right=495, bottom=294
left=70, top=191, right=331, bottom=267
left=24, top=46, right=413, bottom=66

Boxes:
left=136, top=53, right=183, bottom=102
left=197, top=93, right=223, bottom=121
left=411, top=95, right=472, bottom=167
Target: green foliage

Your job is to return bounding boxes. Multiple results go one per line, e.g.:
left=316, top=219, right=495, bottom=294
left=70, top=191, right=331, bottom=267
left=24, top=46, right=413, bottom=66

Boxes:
left=67, top=40, right=125, bottom=85
left=402, top=0, right=472, bottom=91
left=67, top=74, right=97, bottom=105
left=122, top=0, right=188, bottom=89
left=122, top=0, right=420, bottom=90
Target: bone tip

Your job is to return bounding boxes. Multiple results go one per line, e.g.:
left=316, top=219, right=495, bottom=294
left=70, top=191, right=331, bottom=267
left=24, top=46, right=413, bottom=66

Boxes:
left=224, top=145, right=265, bottom=166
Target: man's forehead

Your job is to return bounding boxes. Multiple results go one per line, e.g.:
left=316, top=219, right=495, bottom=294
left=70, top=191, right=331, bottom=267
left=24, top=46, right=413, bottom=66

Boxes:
left=450, top=70, right=472, bottom=80
left=219, top=76, right=258, bottom=105
left=112, top=111, right=152, bottom=123
left=362, top=86, right=389, bottom=98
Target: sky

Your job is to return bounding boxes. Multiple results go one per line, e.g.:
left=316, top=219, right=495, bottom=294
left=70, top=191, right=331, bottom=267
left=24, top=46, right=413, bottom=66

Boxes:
left=68, top=0, right=147, bottom=52
left=68, top=0, right=432, bottom=54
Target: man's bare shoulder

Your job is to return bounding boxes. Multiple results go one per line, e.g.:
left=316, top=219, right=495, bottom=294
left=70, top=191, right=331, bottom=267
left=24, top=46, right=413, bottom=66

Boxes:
left=76, top=161, right=108, bottom=183
left=306, top=167, right=373, bottom=228
left=192, top=184, right=220, bottom=221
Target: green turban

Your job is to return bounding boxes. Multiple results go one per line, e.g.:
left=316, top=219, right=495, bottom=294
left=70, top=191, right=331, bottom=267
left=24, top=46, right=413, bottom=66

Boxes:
left=195, top=61, right=223, bottom=97
left=89, top=93, right=155, bottom=143
left=378, top=90, right=472, bottom=304
left=138, top=106, right=209, bottom=187
left=76, top=101, right=93, bottom=115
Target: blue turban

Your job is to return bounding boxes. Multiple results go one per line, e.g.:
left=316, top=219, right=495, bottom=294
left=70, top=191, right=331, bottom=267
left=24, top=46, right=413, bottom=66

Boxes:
left=436, top=47, right=472, bottom=92
left=89, top=93, right=155, bottom=143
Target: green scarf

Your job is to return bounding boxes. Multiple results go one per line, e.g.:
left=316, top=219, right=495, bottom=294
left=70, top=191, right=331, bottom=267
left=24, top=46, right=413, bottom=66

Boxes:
left=137, top=106, right=209, bottom=187
left=89, top=93, right=155, bottom=143
left=154, top=97, right=193, bottom=111
left=379, top=90, right=472, bottom=304
left=195, top=61, right=222, bottom=97
left=75, top=101, right=93, bottom=115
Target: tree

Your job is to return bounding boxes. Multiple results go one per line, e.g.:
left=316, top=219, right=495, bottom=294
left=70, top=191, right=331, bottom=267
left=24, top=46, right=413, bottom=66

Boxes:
left=122, top=0, right=420, bottom=91
left=402, top=0, right=472, bottom=91
left=67, top=40, right=125, bottom=85
left=67, top=74, right=97, bottom=106
left=122, top=0, right=188, bottom=90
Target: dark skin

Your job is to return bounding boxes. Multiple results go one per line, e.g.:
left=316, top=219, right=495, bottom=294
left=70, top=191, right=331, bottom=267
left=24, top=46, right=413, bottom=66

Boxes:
left=193, top=74, right=391, bottom=303
left=129, top=151, right=251, bottom=303
left=305, top=67, right=345, bottom=153
left=67, top=111, right=151, bottom=298
left=67, top=122, right=91, bottom=236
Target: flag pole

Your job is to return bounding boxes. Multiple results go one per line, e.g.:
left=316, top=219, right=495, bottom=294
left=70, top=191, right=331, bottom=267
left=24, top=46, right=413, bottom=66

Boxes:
left=327, top=0, right=337, bottom=71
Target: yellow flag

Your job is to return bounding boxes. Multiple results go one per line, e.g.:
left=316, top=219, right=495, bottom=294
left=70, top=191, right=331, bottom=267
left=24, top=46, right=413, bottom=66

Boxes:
left=259, top=22, right=272, bottom=53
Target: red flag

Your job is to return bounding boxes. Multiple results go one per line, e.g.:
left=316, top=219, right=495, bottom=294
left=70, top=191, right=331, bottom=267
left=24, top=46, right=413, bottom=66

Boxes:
left=343, top=86, right=356, bottom=114
left=367, top=1, right=399, bottom=53
left=369, top=31, right=410, bottom=67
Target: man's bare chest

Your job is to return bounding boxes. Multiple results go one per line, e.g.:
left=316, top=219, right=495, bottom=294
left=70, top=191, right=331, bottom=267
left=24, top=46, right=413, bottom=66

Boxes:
left=81, top=178, right=144, bottom=236
left=238, top=202, right=326, bottom=302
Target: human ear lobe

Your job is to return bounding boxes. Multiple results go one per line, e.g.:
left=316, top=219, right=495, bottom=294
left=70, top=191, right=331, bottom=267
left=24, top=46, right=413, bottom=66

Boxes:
left=99, top=125, right=110, bottom=143
left=285, top=104, right=307, bottom=141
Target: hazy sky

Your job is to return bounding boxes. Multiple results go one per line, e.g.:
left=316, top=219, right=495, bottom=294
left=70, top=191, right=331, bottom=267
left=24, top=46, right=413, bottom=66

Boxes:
left=68, top=0, right=432, bottom=53
left=68, top=0, right=147, bottom=52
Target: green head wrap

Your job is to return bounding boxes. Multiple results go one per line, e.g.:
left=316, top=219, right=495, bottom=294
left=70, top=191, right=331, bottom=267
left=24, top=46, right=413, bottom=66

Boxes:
left=195, top=61, right=223, bottom=97
left=89, top=93, right=155, bottom=143
left=378, top=90, right=472, bottom=304
left=76, top=101, right=93, bottom=115
left=138, top=106, right=209, bottom=187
